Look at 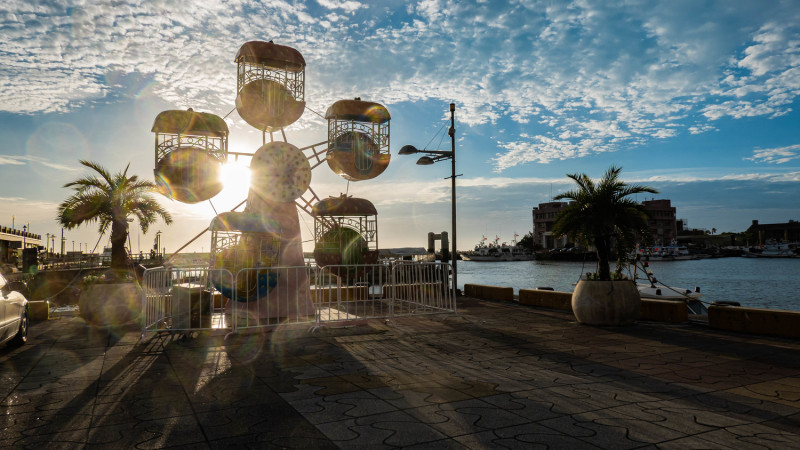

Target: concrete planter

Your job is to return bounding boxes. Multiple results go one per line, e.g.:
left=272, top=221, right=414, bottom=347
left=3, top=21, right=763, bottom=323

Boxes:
left=572, top=280, right=640, bottom=326
left=79, top=282, right=143, bottom=328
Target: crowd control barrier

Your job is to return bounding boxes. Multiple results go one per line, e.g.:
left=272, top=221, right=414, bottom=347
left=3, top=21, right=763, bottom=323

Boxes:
left=141, top=267, right=234, bottom=341
left=232, top=266, right=317, bottom=332
left=140, top=261, right=455, bottom=340
left=314, top=264, right=393, bottom=325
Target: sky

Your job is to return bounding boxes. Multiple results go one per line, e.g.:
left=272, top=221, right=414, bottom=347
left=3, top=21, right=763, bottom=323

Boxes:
left=1, top=0, right=799, bottom=255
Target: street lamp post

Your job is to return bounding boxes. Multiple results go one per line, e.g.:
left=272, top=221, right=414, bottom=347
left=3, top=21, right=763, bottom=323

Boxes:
left=399, top=103, right=459, bottom=295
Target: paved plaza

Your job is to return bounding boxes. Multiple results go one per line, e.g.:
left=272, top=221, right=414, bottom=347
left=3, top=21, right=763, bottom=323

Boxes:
left=2, top=297, right=800, bottom=448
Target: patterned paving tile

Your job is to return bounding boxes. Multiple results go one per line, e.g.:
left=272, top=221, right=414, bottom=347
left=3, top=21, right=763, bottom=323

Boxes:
left=493, top=422, right=606, bottom=449
left=315, top=410, right=449, bottom=448
left=6, top=428, right=90, bottom=448
left=2, top=301, right=800, bottom=449
left=690, top=425, right=800, bottom=449
left=403, top=398, right=531, bottom=436
left=539, top=411, right=687, bottom=449
left=285, top=390, right=399, bottom=424
left=0, top=409, right=93, bottom=439
left=728, top=377, right=800, bottom=407
left=84, top=414, right=206, bottom=448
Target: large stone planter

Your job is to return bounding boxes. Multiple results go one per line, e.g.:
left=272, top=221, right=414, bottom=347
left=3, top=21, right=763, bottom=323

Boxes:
left=79, top=282, right=143, bottom=328
left=572, top=280, right=640, bottom=326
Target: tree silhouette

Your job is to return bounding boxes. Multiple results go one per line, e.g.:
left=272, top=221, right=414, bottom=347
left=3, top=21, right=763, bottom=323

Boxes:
left=57, top=160, right=172, bottom=276
left=553, top=166, right=657, bottom=280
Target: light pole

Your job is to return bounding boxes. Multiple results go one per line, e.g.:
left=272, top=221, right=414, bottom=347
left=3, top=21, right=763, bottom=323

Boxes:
left=399, top=103, right=459, bottom=295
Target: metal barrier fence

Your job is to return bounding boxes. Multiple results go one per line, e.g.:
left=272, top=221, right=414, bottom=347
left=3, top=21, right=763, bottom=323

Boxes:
left=141, top=267, right=234, bottom=340
left=314, top=264, right=394, bottom=325
left=232, top=266, right=317, bottom=331
left=141, top=261, right=454, bottom=340
left=391, top=261, right=455, bottom=317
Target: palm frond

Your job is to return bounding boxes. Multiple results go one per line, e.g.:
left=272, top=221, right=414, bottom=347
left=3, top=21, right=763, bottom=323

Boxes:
left=551, top=165, right=659, bottom=280
left=58, top=160, right=172, bottom=272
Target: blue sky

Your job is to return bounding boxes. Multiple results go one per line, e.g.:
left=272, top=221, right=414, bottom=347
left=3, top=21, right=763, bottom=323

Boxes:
left=1, top=0, right=799, bottom=254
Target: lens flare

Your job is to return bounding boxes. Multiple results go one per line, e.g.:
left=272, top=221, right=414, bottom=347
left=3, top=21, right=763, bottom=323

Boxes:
left=219, top=161, right=252, bottom=195
left=154, top=148, right=224, bottom=203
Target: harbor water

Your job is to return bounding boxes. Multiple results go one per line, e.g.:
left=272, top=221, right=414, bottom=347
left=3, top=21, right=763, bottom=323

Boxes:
left=457, top=257, right=800, bottom=311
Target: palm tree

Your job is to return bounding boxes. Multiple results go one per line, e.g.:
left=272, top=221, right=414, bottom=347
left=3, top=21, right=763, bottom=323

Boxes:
left=57, top=160, right=173, bottom=276
left=552, top=166, right=657, bottom=280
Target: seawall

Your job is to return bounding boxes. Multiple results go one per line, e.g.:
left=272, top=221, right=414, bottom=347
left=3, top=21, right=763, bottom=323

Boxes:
left=464, top=283, right=800, bottom=339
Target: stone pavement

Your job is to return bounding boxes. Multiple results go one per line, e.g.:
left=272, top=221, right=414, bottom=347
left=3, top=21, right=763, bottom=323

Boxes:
left=2, top=296, right=800, bottom=449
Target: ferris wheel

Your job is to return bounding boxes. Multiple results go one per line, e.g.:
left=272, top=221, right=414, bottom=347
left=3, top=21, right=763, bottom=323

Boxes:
left=150, top=41, right=391, bottom=309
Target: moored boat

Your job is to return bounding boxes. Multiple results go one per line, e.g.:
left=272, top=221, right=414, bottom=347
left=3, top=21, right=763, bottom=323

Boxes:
left=633, top=260, right=707, bottom=315
left=744, top=241, right=797, bottom=258
left=461, top=235, right=535, bottom=262
left=635, top=245, right=697, bottom=261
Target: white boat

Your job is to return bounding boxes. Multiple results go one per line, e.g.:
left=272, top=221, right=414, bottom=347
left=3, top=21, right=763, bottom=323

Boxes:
left=634, top=261, right=707, bottom=315
left=745, top=241, right=796, bottom=258
left=636, top=245, right=696, bottom=261
left=461, top=236, right=535, bottom=262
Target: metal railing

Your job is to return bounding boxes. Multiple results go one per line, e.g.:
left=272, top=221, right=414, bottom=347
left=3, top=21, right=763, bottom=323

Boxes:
left=314, top=264, right=393, bottom=325
left=232, top=266, right=317, bottom=331
left=141, top=267, right=234, bottom=340
left=140, top=261, right=454, bottom=340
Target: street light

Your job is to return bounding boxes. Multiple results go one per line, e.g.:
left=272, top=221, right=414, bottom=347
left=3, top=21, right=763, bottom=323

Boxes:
left=399, top=103, right=459, bottom=295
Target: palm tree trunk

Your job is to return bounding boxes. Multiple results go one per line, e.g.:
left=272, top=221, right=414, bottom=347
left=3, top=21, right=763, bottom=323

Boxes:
left=595, top=234, right=611, bottom=280
left=110, top=220, right=128, bottom=276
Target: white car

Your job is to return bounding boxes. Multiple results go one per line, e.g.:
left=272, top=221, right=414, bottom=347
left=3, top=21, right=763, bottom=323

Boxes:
left=0, top=272, right=28, bottom=347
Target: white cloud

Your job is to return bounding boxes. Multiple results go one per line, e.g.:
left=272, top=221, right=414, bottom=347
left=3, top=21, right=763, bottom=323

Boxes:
left=746, top=144, right=800, bottom=164
left=493, top=135, right=611, bottom=170
left=0, top=155, right=26, bottom=165
left=316, top=0, right=366, bottom=13
left=1, top=0, right=799, bottom=172
left=0, top=154, right=80, bottom=171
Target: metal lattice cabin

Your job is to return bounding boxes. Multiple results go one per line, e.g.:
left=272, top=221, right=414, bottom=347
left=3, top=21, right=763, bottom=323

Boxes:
left=325, top=98, right=391, bottom=181
left=152, top=109, right=228, bottom=203
left=312, top=195, right=379, bottom=277
left=235, top=40, right=306, bottom=132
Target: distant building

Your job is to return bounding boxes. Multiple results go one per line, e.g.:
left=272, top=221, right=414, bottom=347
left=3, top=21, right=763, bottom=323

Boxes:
left=676, top=219, right=688, bottom=234
left=746, top=220, right=800, bottom=244
left=641, top=199, right=677, bottom=245
left=532, top=198, right=678, bottom=249
left=531, top=202, right=569, bottom=249
left=0, top=226, right=42, bottom=265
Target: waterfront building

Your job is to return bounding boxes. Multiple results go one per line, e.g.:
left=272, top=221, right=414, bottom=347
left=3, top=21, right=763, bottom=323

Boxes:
left=747, top=219, right=800, bottom=244
left=532, top=198, right=678, bottom=248
left=642, top=199, right=677, bottom=245
left=531, top=202, right=569, bottom=249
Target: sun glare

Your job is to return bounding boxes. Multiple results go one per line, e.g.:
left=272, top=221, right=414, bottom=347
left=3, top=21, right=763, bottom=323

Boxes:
left=219, top=161, right=252, bottom=198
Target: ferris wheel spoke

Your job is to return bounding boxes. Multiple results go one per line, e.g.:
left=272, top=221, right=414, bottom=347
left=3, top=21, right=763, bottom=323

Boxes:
left=296, top=187, right=320, bottom=216
left=299, top=141, right=329, bottom=170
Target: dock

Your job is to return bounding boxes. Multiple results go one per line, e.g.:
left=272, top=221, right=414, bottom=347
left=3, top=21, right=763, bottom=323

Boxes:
left=2, top=296, right=798, bottom=448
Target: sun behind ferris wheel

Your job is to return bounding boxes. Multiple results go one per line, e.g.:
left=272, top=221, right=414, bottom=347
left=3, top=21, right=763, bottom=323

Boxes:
left=149, top=40, right=392, bottom=318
